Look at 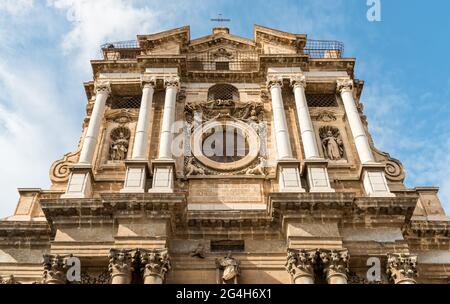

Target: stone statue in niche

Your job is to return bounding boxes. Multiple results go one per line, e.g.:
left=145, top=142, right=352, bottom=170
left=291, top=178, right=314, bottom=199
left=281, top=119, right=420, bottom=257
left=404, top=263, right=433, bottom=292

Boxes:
left=216, top=253, right=240, bottom=284
left=320, top=126, right=344, bottom=161
left=109, top=127, right=130, bottom=161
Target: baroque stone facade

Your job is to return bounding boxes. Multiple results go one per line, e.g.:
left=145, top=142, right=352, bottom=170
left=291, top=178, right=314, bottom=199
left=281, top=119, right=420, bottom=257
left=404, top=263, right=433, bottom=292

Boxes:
left=0, top=25, right=449, bottom=284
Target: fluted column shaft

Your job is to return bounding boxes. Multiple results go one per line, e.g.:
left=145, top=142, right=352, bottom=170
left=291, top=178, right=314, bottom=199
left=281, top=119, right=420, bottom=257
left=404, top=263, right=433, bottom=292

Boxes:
left=158, top=77, right=179, bottom=160
left=79, top=81, right=111, bottom=164
left=132, top=79, right=155, bottom=159
left=337, top=79, right=375, bottom=164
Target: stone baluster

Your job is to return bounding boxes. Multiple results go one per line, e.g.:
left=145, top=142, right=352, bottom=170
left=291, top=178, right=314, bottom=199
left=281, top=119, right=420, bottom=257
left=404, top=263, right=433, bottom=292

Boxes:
left=285, top=249, right=317, bottom=284
left=319, top=249, right=350, bottom=284
left=386, top=253, right=418, bottom=284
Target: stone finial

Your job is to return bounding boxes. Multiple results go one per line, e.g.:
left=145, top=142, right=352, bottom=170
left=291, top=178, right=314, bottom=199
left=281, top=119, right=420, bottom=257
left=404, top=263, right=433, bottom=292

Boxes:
left=318, top=249, right=350, bottom=283
left=108, top=249, right=137, bottom=284
left=285, top=249, right=317, bottom=281
left=386, top=253, right=418, bottom=284
left=266, top=76, right=283, bottom=90
left=336, top=79, right=354, bottom=93
left=94, top=80, right=111, bottom=94
left=290, top=75, right=307, bottom=89
left=42, top=254, right=70, bottom=284
left=139, top=249, right=171, bottom=284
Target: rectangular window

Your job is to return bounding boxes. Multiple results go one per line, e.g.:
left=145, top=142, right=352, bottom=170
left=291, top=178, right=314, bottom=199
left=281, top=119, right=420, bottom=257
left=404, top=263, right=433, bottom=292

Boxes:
left=215, top=61, right=230, bottom=71
left=210, top=240, right=245, bottom=252
left=306, top=94, right=338, bottom=107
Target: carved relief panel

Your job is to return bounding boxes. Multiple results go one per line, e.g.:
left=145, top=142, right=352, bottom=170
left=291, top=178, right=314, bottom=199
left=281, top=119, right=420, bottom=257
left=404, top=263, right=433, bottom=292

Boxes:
left=182, top=84, right=269, bottom=177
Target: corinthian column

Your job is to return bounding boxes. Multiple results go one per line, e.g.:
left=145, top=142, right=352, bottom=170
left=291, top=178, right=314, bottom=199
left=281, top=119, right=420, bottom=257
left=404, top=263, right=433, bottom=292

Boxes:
left=62, top=81, right=111, bottom=199
left=121, top=76, right=156, bottom=193
left=267, top=76, right=293, bottom=160
left=319, top=249, right=349, bottom=284
left=267, top=76, right=304, bottom=193
left=108, top=249, right=137, bottom=284
left=140, top=249, right=171, bottom=284
left=79, top=81, right=111, bottom=164
left=337, top=79, right=394, bottom=197
left=285, top=249, right=317, bottom=284
left=291, top=76, right=334, bottom=193
left=42, top=254, right=69, bottom=284
left=159, top=76, right=179, bottom=160
left=386, top=254, right=418, bottom=284
left=149, top=76, right=179, bottom=193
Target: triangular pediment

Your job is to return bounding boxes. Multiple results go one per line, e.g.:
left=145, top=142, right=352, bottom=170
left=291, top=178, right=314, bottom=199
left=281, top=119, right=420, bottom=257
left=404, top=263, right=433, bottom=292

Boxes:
left=189, top=28, right=256, bottom=53
left=254, top=24, right=306, bottom=54
left=137, top=26, right=190, bottom=55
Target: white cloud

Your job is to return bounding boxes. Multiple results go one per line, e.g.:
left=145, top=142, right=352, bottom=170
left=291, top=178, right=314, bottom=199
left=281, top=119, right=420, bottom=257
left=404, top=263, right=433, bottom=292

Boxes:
left=47, top=0, right=161, bottom=73
left=0, top=0, right=34, bottom=16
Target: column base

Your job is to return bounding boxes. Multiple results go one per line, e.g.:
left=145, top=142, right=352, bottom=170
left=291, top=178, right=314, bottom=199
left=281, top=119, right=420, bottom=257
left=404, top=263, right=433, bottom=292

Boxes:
left=148, top=159, right=176, bottom=193
left=60, top=164, right=93, bottom=199
left=360, top=163, right=395, bottom=197
left=277, top=160, right=305, bottom=193
left=304, top=159, right=335, bottom=193
left=120, top=160, right=150, bottom=193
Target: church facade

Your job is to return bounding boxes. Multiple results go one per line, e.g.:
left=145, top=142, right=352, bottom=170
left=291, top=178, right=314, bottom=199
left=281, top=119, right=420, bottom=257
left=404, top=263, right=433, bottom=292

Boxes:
left=1, top=25, right=449, bottom=284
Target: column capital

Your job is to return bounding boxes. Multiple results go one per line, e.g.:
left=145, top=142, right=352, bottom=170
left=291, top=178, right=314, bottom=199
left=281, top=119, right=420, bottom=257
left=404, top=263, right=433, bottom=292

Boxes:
left=290, top=75, right=307, bottom=89
left=141, top=75, right=156, bottom=89
left=336, top=79, right=354, bottom=93
left=386, top=253, right=418, bottom=284
left=108, top=249, right=138, bottom=284
left=94, top=80, right=111, bottom=95
left=285, top=249, right=317, bottom=281
left=318, top=249, right=349, bottom=282
left=164, top=75, right=180, bottom=90
left=42, top=254, right=71, bottom=284
left=266, top=76, right=283, bottom=90
left=139, top=249, right=171, bottom=283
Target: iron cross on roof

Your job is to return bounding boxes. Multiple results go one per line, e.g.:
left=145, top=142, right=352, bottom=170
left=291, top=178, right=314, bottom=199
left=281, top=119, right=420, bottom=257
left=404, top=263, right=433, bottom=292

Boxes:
left=210, top=14, right=231, bottom=23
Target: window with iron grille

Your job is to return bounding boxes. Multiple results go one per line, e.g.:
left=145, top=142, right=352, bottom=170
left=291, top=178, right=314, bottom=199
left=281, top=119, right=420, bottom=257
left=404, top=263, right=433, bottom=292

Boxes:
left=208, top=84, right=239, bottom=101
left=210, top=240, right=245, bottom=252
left=109, top=95, right=142, bottom=109
left=215, top=61, right=230, bottom=71
left=306, top=94, right=338, bottom=107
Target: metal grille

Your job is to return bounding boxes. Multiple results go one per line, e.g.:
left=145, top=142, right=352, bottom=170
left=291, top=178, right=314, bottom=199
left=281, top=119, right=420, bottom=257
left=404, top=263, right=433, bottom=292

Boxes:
left=211, top=240, right=245, bottom=252
left=208, top=84, right=240, bottom=101
left=99, top=39, right=344, bottom=60
left=306, top=94, right=338, bottom=107
left=304, top=39, right=344, bottom=59
left=109, top=95, right=142, bottom=109
left=187, top=51, right=258, bottom=72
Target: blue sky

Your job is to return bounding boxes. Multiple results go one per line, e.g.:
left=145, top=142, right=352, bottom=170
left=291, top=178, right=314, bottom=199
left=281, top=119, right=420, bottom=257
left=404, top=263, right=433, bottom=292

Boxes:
left=0, top=0, right=449, bottom=217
